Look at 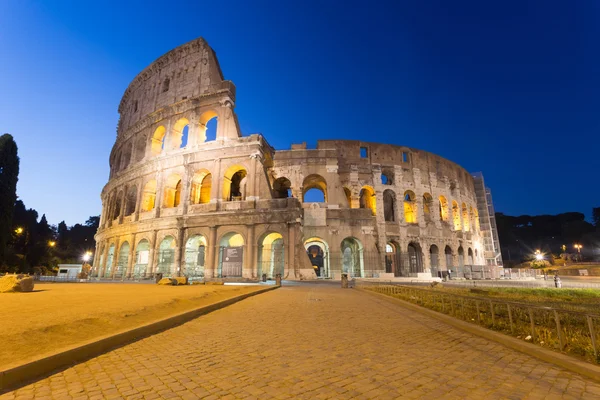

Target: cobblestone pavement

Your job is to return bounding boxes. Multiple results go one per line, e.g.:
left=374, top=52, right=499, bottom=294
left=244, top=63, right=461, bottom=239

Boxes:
left=3, top=285, right=600, bottom=399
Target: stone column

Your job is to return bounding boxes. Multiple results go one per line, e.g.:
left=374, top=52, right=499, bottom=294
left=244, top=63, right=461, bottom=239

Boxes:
left=126, top=234, right=136, bottom=279
left=148, top=231, right=158, bottom=275
left=134, top=180, right=143, bottom=222
left=118, top=189, right=126, bottom=224
left=206, top=226, right=218, bottom=278
left=174, top=228, right=184, bottom=276
left=245, top=225, right=256, bottom=279
left=111, top=238, right=120, bottom=279
left=100, top=242, right=110, bottom=277
left=181, top=166, right=191, bottom=216
left=248, top=152, right=259, bottom=201
left=210, top=159, right=222, bottom=203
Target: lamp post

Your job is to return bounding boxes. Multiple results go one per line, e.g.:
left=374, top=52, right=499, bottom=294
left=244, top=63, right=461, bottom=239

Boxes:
left=574, top=244, right=582, bottom=262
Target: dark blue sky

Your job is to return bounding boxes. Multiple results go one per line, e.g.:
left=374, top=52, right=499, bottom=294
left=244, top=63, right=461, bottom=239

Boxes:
left=1, top=0, right=599, bottom=225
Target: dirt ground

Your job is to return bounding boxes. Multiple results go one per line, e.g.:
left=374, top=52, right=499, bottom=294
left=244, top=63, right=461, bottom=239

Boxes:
left=0, top=283, right=264, bottom=369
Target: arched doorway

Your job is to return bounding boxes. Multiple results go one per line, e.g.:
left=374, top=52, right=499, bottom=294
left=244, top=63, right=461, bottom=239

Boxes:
left=184, top=235, right=207, bottom=280
left=304, top=238, right=330, bottom=278
left=407, top=243, right=423, bottom=275
left=458, top=246, right=465, bottom=267
left=468, top=248, right=474, bottom=265
left=218, top=232, right=244, bottom=277
left=444, top=246, right=453, bottom=271
left=385, top=241, right=401, bottom=276
left=273, top=178, right=292, bottom=198
left=104, top=244, right=115, bottom=278
left=116, top=242, right=130, bottom=278
left=341, top=237, right=364, bottom=278
left=133, top=239, right=150, bottom=278
left=157, top=236, right=176, bottom=276
left=258, top=232, right=285, bottom=279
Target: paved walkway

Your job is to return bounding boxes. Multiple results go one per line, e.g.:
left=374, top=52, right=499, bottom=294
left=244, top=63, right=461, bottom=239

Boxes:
left=3, top=285, right=600, bottom=399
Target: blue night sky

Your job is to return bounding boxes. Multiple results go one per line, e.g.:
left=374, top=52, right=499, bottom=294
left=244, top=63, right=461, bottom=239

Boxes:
left=1, top=0, right=599, bottom=226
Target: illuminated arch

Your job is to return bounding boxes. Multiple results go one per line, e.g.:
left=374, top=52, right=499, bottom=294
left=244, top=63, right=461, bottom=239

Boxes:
left=190, top=170, right=212, bottom=205
left=403, top=190, right=417, bottom=224
left=171, top=118, right=190, bottom=149
left=302, top=174, right=327, bottom=203
left=141, top=180, right=157, bottom=212
left=439, top=196, right=449, bottom=222
left=462, top=202, right=470, bottom=232
left=184, top=234, right=207, bottom=279
left=304, top=237, right=330, bottom=278
left=452, top=200, right=461, bottom=230
left=258, top=232, right=285, bottom=279
left=163, top=174, right=182, bottom=208
left=359, top=186, right=376, bottom=215
left=151, top=126, right=166, bottom=155
left=199, top=110, right=218, bottom=142
left=341, top=237, right=364, bottom=278
left=217, top=232, right=245, bottom=278
left=223, top=165, right=248, bottom=201
left=423, top=193, right=433, bottom=221
left=157, top=236, right=176, bottom=276
left=116, top=241, right=130, bottom=278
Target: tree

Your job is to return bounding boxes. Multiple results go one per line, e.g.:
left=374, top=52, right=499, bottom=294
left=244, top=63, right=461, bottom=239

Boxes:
left=0, top=134, right=19, bottom=265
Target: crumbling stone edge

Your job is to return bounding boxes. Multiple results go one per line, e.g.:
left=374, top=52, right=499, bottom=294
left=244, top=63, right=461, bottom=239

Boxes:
left=359, top=288, right=600, bottom=384
left=0, top=285, right=279, bottom=393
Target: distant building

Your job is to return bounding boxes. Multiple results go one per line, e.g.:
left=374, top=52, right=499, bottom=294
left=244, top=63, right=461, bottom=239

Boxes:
left=472, top=172, right=503, bottom=267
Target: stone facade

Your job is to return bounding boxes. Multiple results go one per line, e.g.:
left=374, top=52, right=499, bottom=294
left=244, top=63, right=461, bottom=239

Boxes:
left=93, top=37, right=486, bottom=281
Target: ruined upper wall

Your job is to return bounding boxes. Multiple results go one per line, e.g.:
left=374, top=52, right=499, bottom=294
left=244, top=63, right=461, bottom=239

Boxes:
left=117, top=37, right=227, bottom=135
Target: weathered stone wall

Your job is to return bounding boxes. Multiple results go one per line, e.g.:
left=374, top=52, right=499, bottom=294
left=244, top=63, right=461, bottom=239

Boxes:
left=94, top=38, right=485, bottom=281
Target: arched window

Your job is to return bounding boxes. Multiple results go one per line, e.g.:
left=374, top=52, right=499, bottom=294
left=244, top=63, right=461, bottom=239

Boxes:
left=445, top=246, right=453, bottom=269
left=141, top=180, right=157, bottom=212
left=302, top=174, right=327, bottom=203
left=343, top=187, right=352, bottom=208
left=359, top=186, right=376, bottom=215
left=133, top=239, right=150, bottom=278
left=258, top=232, right=285, bottom=279
left=468, top=248, right=474, bottom=265
left=273, top=177, right=292, bottom=198
left=223, top=166, right=247, bottom=201
left=341, top=237, right=364, bottom=278
left=439, top=196, right=449, bottom=222
left=381, top=172, right=393, bottom=185
left=120, top=142, right=132, bottom=171
left=125, top=185, right=137, bottom=216
left=134, top=134, right=146, bottom=163
left=403, top=190, right=417, bottom=224
left=199, top=110, right=218, bottom=142
left=452, top=200, right=461, bottom=230
left=191, top=171, right=212, bottom=205
left=151, top=126, right=166, bottom=155
left=163, top=174, right=182, bottom=208
left=430, top=245, right=439, bottom=276
left=184, top=235, right=207, bottom=279
left=157, top=236, right=176, bottom=276
left=116, top=242, right=130, bottom=278
left=218, top=232, right=245, bottom=278
left=462, top=202, right=470, bottom=232
left=423, top=193, right=433, bottom=222
left=383, top=189, right=396, bottom=222
left=171, top=118, right=190, bottom=149
left=113, top=194, right=122, bottom=220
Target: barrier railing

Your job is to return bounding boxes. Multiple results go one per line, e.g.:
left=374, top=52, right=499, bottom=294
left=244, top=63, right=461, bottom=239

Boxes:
left=357, top=281, right=600, bottom=364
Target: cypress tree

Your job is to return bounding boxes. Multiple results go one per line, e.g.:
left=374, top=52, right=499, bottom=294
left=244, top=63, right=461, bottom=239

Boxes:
left=0, top=134, right=20, bottom=264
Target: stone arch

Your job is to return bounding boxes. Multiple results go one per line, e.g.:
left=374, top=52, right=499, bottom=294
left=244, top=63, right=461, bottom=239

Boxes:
left=116, top=241, right=130, bottom=278
left=403, top=190, right=417, bottom=224
left=199, top=110, right=218, bottom=142
left=381, top=171, right=393, bottom=185
left=302, top=174, right=327, bottom=203
left=157, top=236, right=176, bottom=277
left=444, top=245, right=453, bottom=269
left=133, top=239, right=151, bottom=277
left=190, top=169, right=212, bottom=205
left=439, top=196, right=449, bottom=222
left=184, top=234, right=207, bottom=279
left=273, top=177, right=292, bottom=199
left=458, top=246, right=465, bottom=267
left=304, top=237, right=330, bottom=278
left=452, top=200, right=461, bottom=230
left=141, top=180, right=157, bottom=212
left=359, top=186, right=376, bottom=215
left=120, top=142, right=132, bottom=171
left=462, top=202, right=470, bottom=232
left=468, top=248, right=474, bottom=265
left=163, top=174, right=182, bottom=208
left=134, top=133, right=147, bottom=163
left=113, top=192, right=123, bottom=220
left=423, top=193, right=433, bottom=222
left=343, top=187, right=352, bottom=207
left=407, top=242, right=423, bottom=274
left=385, top=241, right=401, bottom=276
left=218, top=231, right=245, bottom=278
left=430, top=245, right=440, bottom=276
left=125, top=185, right=137, bottom=216
left=258, top=232, right=285, bottom=279
left=223, top=165, right=248, bottom=201
left=171, top=117, right=190, bottom=149
left=151, top=126, right=167, bottom=155
left=383, top=189, right=396, bottom=222
left=341, top=237, right=364, bottom=278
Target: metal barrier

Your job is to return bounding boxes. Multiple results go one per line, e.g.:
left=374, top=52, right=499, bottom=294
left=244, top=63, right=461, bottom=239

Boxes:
left=357, top=281, right=600, bottom=365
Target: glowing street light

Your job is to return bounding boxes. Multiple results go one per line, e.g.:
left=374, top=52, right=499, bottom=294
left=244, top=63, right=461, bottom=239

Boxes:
left=574, top=244, right=582, bottom=253
left=535, top=253, right=544, bottom=261
left=82, top=251, right=92, bottom=262
left=15, top=227, right=23, bottom=235
left=48, top=241, right=56, bottom=247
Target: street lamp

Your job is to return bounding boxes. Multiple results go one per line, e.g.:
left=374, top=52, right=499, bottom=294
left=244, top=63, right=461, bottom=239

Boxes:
left=574, top=244, right=582, bottom=253
left=82, top=252, right=91, bottom=262
left=48, top=241, right=56, bottom=247
left=15, top=227, right=23, bottom=235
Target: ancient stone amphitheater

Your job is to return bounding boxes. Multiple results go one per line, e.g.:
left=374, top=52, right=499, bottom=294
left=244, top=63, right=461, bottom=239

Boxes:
left=93, top=37, right=485, bottom=281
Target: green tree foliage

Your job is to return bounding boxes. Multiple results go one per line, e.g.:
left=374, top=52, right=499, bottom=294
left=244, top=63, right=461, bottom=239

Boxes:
left=0, top=134, right=20, bottom=265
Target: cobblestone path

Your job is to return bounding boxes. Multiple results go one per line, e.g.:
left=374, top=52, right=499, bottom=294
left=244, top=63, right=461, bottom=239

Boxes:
left=3, top=285, right=600, bottom=399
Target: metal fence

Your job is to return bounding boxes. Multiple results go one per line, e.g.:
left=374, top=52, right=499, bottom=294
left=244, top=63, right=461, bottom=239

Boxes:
left=357, top=281, right=600, bottom=364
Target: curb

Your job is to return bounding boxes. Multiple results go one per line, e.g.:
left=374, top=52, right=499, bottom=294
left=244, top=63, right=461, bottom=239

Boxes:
left=358, top=288, right=600, bottom=384
left=0, top=285, right=279, bottom=393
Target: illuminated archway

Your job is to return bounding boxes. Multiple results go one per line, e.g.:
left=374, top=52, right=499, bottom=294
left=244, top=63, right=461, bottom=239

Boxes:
left=190, top=170, right=212, bottom=205
left=341, top=237, right=364, bottom=278
left=116, top=241, right=130, bottom=278
left=163, top=174, right=182, bottom=208
left=462, top=202, right=470, bottom=232
left=304, top=237, right=330, bottom=278
left=359, top=186, right=376, bottom=215
left=141, top=180, right=157, bottom=212
left=223, top=165, right=248, bottom=201
left=218, top=232, right=245, bottom=277
left=184, top=235, right=207, bottom=279
left=257, top=232, right=285, bottom=279
left=151, top=126, right=166, bottom=155
left=385, top=241, right=401, bottom=276
left=133, top=239, right=150, bottom=278
left=423, top=193, right=433, bottom=222
left=452, top=201, right=461, bottom=230
left=403, top=190, right=417, bottom=224
left=199, top=110, right=218, bottom=142
left=302, top=174, right=327, bottom=203
left=439, top=196, right=449, bottom=222
left=157, top=236, right=176, bottom=276
left=171, top=118, right=190, bottom=149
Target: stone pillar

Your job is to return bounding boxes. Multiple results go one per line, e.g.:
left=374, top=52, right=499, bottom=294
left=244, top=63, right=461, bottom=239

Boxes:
left=134, top=180, right=143, bottom=222
left=126, top=234, right=136, bottom=279
left=181, top=167, right=191, bottom=216
left=118, top=189, right=126, bottom=224
left=100, top=242, right=110, bottom=277
left=286, top=222, right=295, bottom=279
left=154, top=171, right=164, bottom=218
left=210, top=159, right=222, bottom=203
left=111, top=238, right=120, bottom=279
left=245, top=225, right=256, bottom=279
left=174, top=228, right=184, bottom=276
left=148, top=231, right=158, bottom=275
left=248, top=153, right=259, bottom=201
left=206, top=226, right=218, bottom=278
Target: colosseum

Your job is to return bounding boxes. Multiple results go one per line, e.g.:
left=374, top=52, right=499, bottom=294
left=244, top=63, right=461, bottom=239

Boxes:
left=93, top=37, right=491, bottom=282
